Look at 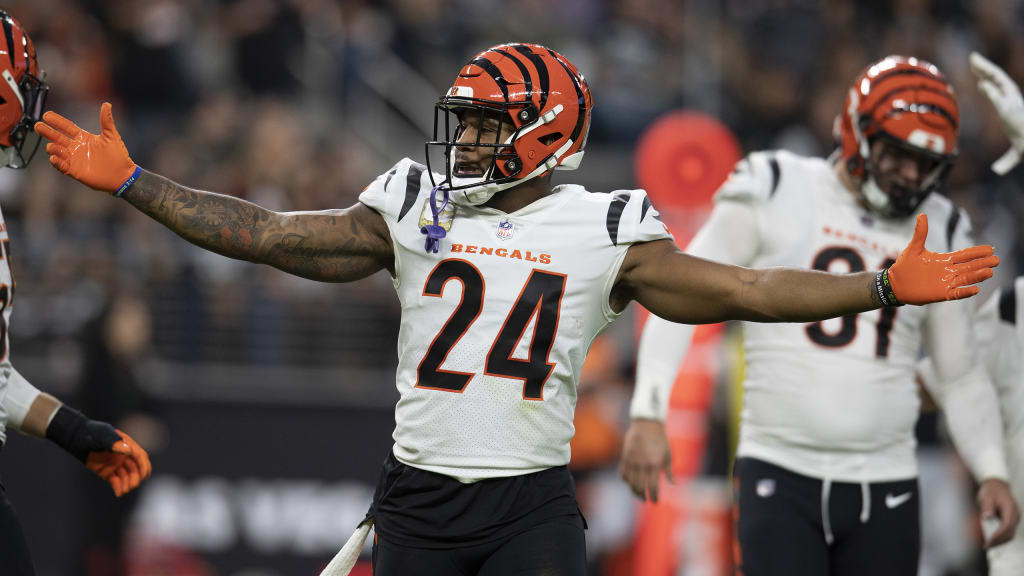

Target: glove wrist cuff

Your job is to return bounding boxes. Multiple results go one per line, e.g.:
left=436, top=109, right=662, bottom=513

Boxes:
left=114, top=165, right=142, bottom=198
left=45, top=405, right=89, bottom=462
left=875, top=268, right=902, bottom=307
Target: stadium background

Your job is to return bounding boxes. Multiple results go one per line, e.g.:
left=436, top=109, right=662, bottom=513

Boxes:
left=0, top=0, right=1022, bottom=574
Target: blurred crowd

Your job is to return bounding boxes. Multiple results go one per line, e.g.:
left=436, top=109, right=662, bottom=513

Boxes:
left=0, top=0, right=1022, bottom=574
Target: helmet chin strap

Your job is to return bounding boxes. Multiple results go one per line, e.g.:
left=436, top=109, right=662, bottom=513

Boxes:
left=860, top=175, right=892, bottom=215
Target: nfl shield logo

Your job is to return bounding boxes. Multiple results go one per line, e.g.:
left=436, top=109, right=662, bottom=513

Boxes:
left=496, top=219, right=515, bottom=240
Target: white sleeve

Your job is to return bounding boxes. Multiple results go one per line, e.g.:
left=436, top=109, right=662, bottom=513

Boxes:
left=357, top=158, right=427, bottom=223
left=974, top=287, right=1020, bottom=405
left=0, top=368, right=41, bottom=431
left=921, top=214, right=1009, bottom=482
left=630, top=192, right=761, bottom=420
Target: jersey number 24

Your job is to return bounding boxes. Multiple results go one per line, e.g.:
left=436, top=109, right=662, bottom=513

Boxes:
left=417, top=259, right=566, bottom=400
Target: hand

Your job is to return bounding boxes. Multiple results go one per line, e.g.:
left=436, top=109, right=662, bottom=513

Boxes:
left=33, top=102, right=138, bottom=194
left=970, top=52, right=1024, bottom=175
left=618, top=419, right=673, bottom=502
left=886, top=214, right=998, bottom=305
left=977, top=478, right=1021, bottom=548
left=85, top=429, right=153, bottom=497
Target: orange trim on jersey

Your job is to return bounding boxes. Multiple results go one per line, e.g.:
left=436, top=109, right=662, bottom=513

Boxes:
left=483, top=268, right=567, bottom=401
left=415, top=258, right=485, bottom=393
left=821, top=226, right=899, bottom=260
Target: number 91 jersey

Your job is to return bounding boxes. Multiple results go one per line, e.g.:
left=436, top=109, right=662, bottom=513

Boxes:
left=360, top=158, right=672, bottom=482
left=721, top=150, right=977, bottom=482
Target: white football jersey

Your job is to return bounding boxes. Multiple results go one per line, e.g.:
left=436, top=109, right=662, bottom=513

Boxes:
left=976, top=279, right=1024, bottom=446
left=718, top=151, right=978, bottom=482
left=360, top=158, right=672, bottom=481
left=0, top=206, right=15, bottom=444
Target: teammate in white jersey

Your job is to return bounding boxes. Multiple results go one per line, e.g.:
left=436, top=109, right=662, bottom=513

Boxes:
left=35, top=44, right=1000, bottom=576
left=915, top=52, right=1024, bottom=576
left=624, top=55, right=1019, bottom=576
left=0, top=11, right=152, bottom=576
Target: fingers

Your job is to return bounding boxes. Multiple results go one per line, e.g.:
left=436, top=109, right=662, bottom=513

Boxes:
left=948, top=285, right=980, bottom=301
left=950, top=244, right=995, bottom=264
left=122, top=456, right=143, bottom=494
left=47, top=150, right=71, bottom=174
left=115, top=467, right=131, bottom=498
left=908, top=214, right=928, bottom=251
left=33, top=121, right=74, bottom=147
left=118, top=430, right=152, bottom=478
left=40, top=110, right=84, bottom=140
left=645, top=468, right=659, bottom=503
left=955, top=266, right=996, bottom=287
left=970, top=52, right=1013, bottom=89
left=985, top=513, right=1016, bottom=548
left=978, top=79, right=1005, bottom=105
left=100, top=102, right=121, bottom=140
left=109, top=474, right=124, bottom=498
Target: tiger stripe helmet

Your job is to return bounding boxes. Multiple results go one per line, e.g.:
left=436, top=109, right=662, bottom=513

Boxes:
left=427, top=43, right=594, bottom=205
left=839, top=55, right=958, bottom=218
left=0, top=10, right=46, bottom=169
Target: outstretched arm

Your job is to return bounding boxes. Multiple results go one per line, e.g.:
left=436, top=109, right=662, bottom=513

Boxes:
left=35, top=103, right=393, bottom=283
left=613, top=213, right=997, bottom=322
left=123, top=171, right=393, bottom=281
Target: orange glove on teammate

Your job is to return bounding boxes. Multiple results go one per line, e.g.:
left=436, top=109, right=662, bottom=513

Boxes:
left=33, top=102, right=140, bottom=196
left=46, top=405, right=153, bottom=497
left=879, top=214, right=999, bottom=306
left=85, top=430, right=153, bottom=498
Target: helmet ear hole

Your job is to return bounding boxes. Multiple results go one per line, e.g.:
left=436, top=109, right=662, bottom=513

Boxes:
left=538, top=132, right=563, bottom=146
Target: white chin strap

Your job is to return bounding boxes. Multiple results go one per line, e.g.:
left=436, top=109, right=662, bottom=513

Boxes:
left=861, top=176, right=891, bottom=214
left=447, top=104, right=582, bottom=206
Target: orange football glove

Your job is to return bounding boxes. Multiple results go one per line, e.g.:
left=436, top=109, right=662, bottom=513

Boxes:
left=33, top=102, right=139, bottom=195
left=885, top=214, right=999, bottom=305
left=85, top=429, right=153, bottom=498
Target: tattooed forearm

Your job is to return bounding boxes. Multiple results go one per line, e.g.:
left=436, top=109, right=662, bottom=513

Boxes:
left=121, top=170, right=393, bottom=282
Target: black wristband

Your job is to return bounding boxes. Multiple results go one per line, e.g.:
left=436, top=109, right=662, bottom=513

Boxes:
left=874, top=268, right=902, bottom=307
left=45, top=405, right=119, bottom=462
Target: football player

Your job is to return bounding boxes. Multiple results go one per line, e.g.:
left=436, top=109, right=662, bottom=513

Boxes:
left=35, top=44, right=998, bottom=576
left=0, top=11, right=152, bottom=575
left=915, top=52, right=1024, bottom=576
left=623, top=55, right=1019, bottom=576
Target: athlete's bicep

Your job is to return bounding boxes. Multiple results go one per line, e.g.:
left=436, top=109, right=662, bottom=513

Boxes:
left=263, top=202, right=395, bottom=282
left=614, top=239, right=752, bottom=323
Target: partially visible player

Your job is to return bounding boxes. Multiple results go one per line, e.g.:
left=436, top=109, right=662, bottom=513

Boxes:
left=624, top=55, right=1019, bottom=576
left=915, top=52, right=1024, bottom=576
left=0, top=11, right=152, bottom=575
left=35, top=44, right=997, bottom=576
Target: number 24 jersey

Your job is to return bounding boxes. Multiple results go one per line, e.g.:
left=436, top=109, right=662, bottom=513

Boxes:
left=360, top=158, right=671, bottom=482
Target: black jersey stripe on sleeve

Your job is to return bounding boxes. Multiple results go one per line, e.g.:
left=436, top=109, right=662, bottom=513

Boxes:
left=768, top=155, right=781, bottom=198
left=999, top=284, right=1017, bottom=325
left=398, top=164, right=426, bottom=222
left=606, top=191, right=631, bottom=245
left=640, top=194, right=652, bottom=222
left=945, top=207, right=961, bottom=251
left=382, top=167, right=398, bottom=192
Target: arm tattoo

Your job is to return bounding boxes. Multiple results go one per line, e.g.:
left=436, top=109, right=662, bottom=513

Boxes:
left=122, top=170, right=392, bottom=282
